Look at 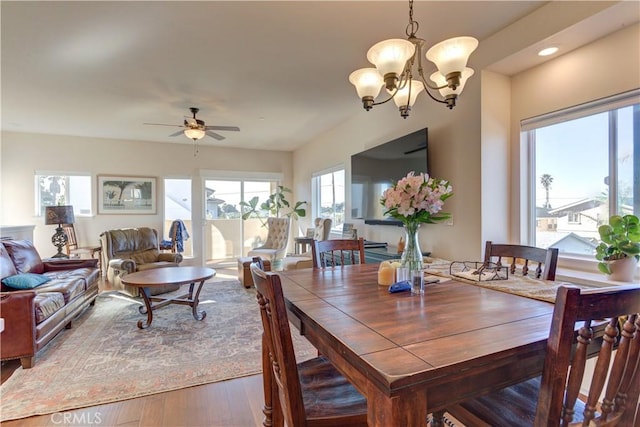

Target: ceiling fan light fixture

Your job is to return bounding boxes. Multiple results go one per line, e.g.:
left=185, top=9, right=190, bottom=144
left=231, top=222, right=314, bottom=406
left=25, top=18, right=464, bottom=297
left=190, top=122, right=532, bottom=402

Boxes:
left=184, top=128, right=205, bottom=140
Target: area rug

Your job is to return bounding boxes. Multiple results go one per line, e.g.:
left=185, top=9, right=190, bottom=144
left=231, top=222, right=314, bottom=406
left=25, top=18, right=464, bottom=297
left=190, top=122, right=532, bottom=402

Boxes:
left=0, top=279, right=316, bottom=422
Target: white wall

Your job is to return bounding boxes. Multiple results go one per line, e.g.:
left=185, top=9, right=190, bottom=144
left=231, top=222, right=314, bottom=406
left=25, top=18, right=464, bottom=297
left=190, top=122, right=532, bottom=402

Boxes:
left=0, top=132, right=292, bottom=265
left=480, top=70, right=511, bottom=246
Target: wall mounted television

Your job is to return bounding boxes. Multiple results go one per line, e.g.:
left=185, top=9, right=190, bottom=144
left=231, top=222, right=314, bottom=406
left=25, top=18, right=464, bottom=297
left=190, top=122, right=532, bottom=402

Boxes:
left=351, top=128, right=428, bottom=226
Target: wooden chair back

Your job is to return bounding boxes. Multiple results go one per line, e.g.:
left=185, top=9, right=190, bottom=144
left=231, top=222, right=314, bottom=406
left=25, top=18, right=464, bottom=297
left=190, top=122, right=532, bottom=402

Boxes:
left=311, top=238, right=365, bottom=268
left=249, top=261, right=308, bottom=426
left=536, top=285, right=640, bottom=425
left=484, top=240, right=559, bottom=280
left=62, top=224, right=79, bottom=254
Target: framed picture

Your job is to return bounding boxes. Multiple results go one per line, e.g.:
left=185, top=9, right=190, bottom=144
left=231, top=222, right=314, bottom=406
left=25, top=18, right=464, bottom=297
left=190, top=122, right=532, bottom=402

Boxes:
left=98, top=175, right=157, bottom=214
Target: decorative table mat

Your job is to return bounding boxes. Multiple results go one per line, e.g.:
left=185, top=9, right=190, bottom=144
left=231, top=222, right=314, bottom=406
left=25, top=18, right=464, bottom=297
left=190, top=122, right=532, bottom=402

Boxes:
left=423, top=258, right=594, bottom=304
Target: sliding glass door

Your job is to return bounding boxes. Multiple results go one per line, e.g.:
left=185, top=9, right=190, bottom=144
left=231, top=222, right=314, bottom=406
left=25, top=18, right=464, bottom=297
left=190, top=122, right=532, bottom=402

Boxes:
left=203, top=178, right=276, bottom=263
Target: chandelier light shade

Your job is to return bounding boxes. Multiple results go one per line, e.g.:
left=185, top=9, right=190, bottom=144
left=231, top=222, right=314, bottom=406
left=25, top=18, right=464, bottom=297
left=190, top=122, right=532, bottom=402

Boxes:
left=349, top=0, right=479, bottom=117
left=366, top=39, right=416, bottom=89
left=348, top=68, right=384, bottom=103
left=425, top=36, right=478, bottom=83
left=430, top=67, right=475, bottom=108
left=184, top=128, right=205, bottom=140
left=389, top=80, right=424, bottom=118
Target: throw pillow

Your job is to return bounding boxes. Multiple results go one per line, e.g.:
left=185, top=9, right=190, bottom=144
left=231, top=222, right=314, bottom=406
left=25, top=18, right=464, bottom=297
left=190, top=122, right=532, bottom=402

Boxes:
left=2, top=273, right=51, bottom=289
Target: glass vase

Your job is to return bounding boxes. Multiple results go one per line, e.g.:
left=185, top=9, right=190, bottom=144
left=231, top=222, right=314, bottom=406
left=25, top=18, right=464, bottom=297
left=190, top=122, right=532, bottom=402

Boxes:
left=400, top=222, right=423, bottom=272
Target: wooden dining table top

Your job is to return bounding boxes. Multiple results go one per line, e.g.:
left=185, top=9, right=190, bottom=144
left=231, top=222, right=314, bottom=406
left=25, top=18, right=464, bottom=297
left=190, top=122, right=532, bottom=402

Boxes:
left=277, top=263, right=557, bottom=424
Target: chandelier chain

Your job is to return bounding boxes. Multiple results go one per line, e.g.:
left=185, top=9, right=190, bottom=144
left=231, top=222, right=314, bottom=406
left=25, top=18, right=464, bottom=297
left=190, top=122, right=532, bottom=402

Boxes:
left=406, top=0, right=419, bottom=37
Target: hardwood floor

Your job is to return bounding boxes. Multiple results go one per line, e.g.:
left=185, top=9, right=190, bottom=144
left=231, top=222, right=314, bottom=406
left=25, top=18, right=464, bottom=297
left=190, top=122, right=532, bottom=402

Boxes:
left=1, top=374, right=267, bottom=427
left=1, top=259, right=269, bottom=427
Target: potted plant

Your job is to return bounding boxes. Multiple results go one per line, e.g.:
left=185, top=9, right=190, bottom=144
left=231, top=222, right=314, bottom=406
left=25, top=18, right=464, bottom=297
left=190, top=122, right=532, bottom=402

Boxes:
left=595, top=214, right=640, bottom=281
left=240, top=185, right=307, bottom=225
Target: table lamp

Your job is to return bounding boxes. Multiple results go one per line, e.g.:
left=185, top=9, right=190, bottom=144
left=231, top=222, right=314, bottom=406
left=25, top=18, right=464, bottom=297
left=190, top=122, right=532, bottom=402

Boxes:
left=45, top=205, right=75, bottom=258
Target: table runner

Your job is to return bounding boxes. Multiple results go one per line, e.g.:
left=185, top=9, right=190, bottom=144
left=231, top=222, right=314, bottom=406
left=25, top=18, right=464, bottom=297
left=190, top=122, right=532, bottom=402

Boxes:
left=423, top=258, right=594, bottom=303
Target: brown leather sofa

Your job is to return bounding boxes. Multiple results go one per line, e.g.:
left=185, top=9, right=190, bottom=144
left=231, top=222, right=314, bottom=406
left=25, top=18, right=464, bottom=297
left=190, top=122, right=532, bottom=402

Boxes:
left=0, top=239, right=100, bottom=368
left=100, top=227, right=183, bottom=296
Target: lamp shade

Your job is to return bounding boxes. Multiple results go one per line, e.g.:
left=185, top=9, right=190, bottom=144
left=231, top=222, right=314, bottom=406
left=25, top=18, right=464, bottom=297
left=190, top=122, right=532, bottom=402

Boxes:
left=425, top=36, right=478, bottom=78
left=389, top=80, right=424, bottom=107
left=430, top=67, right=475, bottom=96
left=184, top=128, right=205, bottom=140
left=367, top=38, right=415, bottom=78
left=45, top=205, right=75, bottom=225
left=349, top=68, right=384, bottom=99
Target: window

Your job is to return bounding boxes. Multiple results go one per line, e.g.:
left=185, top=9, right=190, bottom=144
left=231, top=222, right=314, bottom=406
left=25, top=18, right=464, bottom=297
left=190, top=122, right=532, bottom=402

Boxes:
left=312, top=167, right=345, bottom=229
left=567, top=212, right=581, bottom=224
left=523, top=90, right=639, bottom=257
left=35, top=173, right=92, bottom=216
left=164, top=178, right=193, bottom=256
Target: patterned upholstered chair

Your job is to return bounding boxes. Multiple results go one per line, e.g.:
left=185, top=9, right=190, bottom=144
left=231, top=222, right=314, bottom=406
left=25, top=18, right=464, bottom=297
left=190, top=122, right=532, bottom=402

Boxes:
left=281, top=218, right=332, bottom=270
left=247, top=217, right=290, bottom=266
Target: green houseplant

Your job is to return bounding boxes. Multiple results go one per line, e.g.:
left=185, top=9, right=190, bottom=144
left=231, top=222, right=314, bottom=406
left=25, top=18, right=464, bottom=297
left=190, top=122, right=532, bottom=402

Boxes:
left=595, top=214, right=640, bottom=280
left=240, top=185, right=307, bottom=225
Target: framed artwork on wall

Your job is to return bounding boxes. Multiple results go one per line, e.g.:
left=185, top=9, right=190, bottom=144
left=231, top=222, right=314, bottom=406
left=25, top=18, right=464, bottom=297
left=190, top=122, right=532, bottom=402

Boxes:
left=98, top=175, right=157, bottom=214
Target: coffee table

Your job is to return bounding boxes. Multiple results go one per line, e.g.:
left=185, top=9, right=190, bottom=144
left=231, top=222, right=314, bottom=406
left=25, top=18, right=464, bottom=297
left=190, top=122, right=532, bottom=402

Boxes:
left=121, top=266, right=216, bottom=329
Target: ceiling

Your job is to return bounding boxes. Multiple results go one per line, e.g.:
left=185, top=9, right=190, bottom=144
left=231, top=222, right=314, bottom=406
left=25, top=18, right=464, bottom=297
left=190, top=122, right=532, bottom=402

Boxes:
left=2, top=1, right=637, bottom=151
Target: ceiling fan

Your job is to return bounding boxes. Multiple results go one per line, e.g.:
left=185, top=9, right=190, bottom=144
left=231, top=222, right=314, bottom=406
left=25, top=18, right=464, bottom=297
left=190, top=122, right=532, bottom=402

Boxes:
left=144, top=107, right=240, bottom=141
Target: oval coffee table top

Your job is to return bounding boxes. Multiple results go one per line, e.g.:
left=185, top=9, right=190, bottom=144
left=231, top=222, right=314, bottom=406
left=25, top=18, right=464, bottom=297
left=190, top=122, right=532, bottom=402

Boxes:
left=121, top=266, right=216, bottom=287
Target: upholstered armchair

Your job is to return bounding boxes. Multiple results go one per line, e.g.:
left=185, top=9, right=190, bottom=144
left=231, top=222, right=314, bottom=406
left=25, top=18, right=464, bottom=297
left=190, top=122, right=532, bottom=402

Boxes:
left=281, top=218, right=332, bottom=270
left=247, top=217, right=290, bottom=265
left=100, top=227, right=183, bottom=296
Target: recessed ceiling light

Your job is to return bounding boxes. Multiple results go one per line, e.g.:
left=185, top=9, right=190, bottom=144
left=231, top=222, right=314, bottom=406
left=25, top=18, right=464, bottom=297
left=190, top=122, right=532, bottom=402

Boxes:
left=538, top=47, right=559, bottom=57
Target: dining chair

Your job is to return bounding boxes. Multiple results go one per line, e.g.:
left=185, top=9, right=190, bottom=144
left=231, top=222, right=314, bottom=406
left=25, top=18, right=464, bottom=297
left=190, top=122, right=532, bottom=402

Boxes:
left=311, top=237, right=365, bottom=268
left=484, top=240, right=559, bottom=280
left=249, top=260, right=368, bottom=427
left=62, top=224, right=102, bottom=268
left=438, top=284, right=640, bottom=427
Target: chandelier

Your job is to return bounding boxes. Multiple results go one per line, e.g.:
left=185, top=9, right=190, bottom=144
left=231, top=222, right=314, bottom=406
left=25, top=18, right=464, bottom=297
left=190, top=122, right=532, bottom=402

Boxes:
left=349, top=0, right=478, bottom=118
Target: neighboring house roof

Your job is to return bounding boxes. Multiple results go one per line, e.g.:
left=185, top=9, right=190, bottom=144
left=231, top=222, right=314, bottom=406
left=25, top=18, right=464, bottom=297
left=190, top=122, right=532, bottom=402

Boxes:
left=536, top=206, right=556, bottom=218
left=537, top=231, right=599, bottom=256
left=550, top=232, right=598, bottom=249
left=548, top=198, right=603, bottom=215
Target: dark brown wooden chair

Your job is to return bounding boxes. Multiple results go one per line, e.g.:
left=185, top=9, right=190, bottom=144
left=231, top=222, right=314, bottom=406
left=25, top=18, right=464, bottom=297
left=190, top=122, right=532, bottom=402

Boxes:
left=249, top=260, right=368, bottom=427
left=440, top=284, right=640, bottom=427
left=484, top=240, right=559, bottom=280
left=311, top=238, right=366, bottom=268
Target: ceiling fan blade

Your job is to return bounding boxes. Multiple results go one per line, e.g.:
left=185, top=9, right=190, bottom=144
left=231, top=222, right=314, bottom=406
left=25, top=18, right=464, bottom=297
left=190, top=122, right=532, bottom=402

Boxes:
left=205, top=125, right=240, bottom=132
left=205, top=131, right=226, bottom=141
left=143, top=122, right=184, bottom=127
left=168, top=130, right=184, bottom=137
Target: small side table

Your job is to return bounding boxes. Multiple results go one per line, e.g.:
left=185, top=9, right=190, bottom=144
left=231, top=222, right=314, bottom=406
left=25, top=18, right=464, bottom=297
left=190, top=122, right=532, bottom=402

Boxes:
left=294, top=237, right=314, bottom=254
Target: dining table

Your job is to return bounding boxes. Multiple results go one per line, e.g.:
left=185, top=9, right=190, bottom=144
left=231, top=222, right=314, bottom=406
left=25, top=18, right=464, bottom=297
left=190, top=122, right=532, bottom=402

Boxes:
left=269, top=262, right=569, bottom=427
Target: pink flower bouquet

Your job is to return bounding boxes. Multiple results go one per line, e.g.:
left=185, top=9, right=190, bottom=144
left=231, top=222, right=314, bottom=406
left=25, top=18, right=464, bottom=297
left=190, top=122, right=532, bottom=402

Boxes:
left=381, top=171, right=453, bottom=225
